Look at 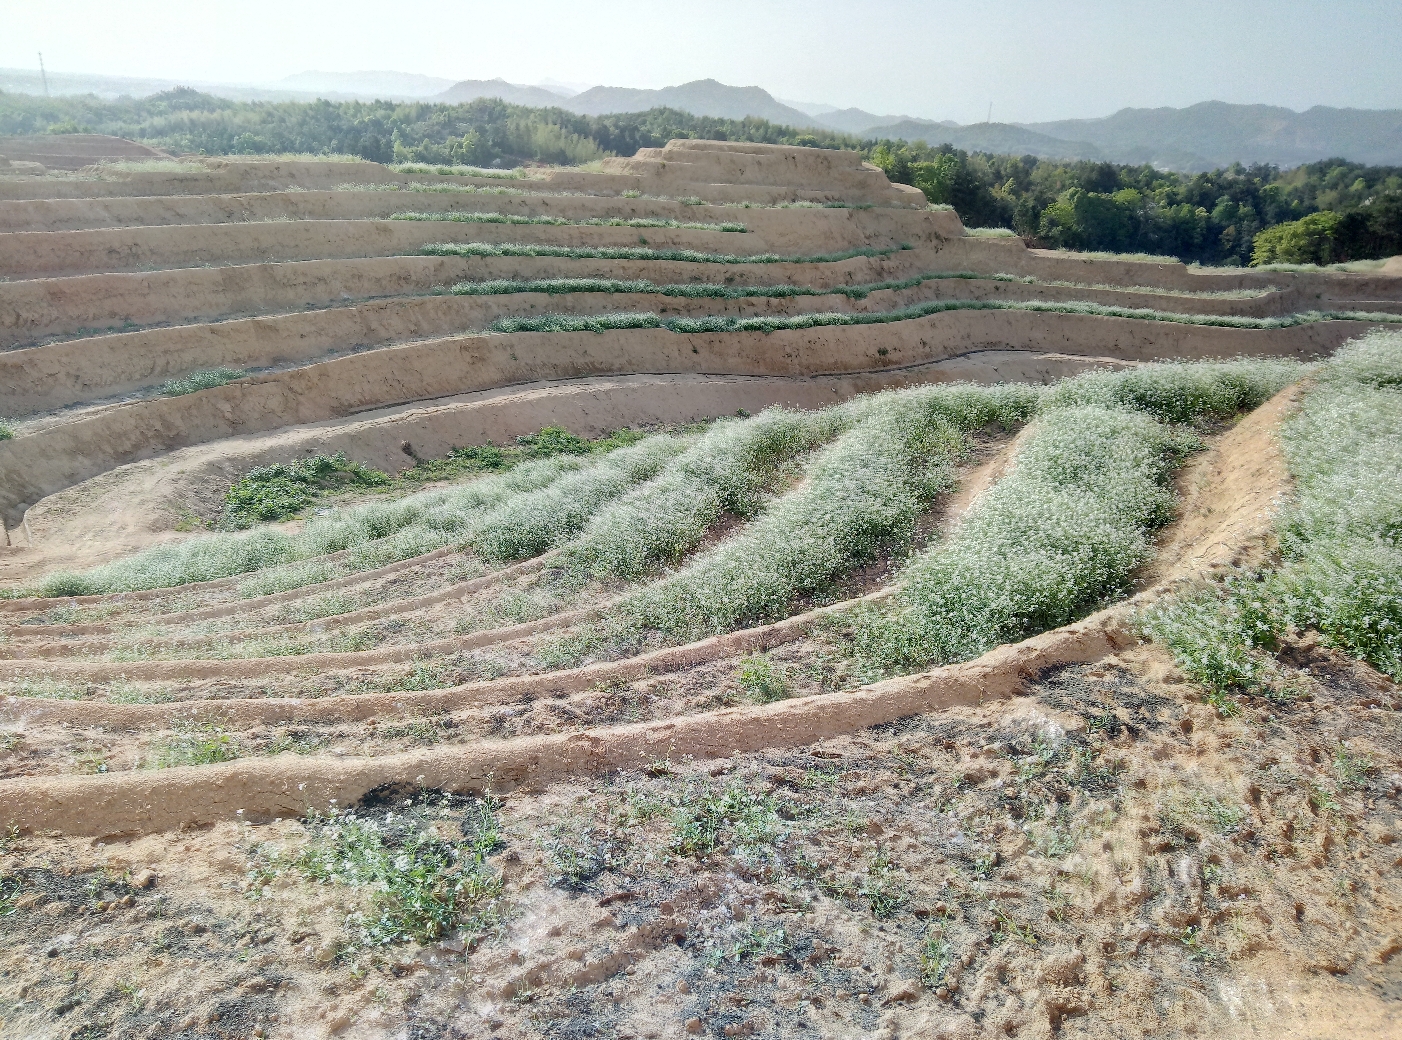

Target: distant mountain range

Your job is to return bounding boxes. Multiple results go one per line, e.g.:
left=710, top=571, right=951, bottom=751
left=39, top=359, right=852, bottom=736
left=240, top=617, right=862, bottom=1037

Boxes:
left=4, top=67, right=1399, bottom=170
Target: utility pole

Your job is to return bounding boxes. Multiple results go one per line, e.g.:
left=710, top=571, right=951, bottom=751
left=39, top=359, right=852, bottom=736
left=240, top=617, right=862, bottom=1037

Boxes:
left=38, top=52, right=50, bottom=96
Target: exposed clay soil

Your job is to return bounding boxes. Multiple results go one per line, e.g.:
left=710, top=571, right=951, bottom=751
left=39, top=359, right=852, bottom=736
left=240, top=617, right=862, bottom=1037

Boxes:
left=3, top=642, right=1399, bottom=1040
left=3, top=146, right=1401, bottom=1040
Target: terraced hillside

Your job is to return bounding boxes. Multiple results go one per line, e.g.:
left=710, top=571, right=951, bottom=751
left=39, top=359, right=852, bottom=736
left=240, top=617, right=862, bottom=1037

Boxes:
left=2, top=141, right=1401, bottom=1040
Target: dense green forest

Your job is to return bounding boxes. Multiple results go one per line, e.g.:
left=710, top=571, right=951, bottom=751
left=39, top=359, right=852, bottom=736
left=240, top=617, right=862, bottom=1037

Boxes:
left=3, top=88, right=1398, bottom=267
left=868, top=142, right=1402, bottom=266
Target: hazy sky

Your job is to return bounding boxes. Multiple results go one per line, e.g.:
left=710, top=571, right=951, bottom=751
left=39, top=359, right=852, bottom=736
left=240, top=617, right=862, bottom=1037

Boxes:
left=4, top=0, right=1398, bottom=123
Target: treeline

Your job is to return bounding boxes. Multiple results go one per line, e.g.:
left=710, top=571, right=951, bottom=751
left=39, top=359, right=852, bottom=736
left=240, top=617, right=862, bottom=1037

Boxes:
left=868, top=142, right=1402, bottom=266
left=3, top=88, right=1398, bottom=266
left=0, top=88, right=853, bottom=168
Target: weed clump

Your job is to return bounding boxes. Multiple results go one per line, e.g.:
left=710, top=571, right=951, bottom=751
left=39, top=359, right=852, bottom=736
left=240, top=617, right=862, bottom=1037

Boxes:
left=221, top=453, right=390, bottom=529
left=157, top=368, right=243, bottom=396
left=148, top=725, right=240, bottom=768
left=736, top=654, right=790, bottom=702
left=248, top=794, right=504, bottom=947
left=670, top=783, right=783, bottom=861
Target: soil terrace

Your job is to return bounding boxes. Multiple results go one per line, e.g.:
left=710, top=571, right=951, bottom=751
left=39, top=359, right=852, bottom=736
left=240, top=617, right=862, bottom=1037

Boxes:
left=1, top=140, right=1400, bottom=1040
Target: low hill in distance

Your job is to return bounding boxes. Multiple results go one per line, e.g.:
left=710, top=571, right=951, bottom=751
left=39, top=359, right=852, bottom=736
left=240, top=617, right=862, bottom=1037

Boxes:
left=863, top=119, right=1103, bottom=162
left=1020, top=101, right=1402, bottom=170
left=536, top=78, right=825, bottom=130
left=434, top=78, right=575, bottom=108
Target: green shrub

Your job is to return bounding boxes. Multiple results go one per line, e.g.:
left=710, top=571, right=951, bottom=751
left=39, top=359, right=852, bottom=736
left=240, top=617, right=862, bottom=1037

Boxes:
left=157, top=368, right=243, bottom=396
left=221, top=453, right=390, bottom=529
left=0, top=420, right=13, bottom=441
left=1252, top=211, right=1341, bottom=266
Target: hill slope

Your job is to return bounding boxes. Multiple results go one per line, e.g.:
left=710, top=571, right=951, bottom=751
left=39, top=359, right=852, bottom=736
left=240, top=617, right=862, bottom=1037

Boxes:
left=434, top=78, right=574, bottom=108
left=864, top=120, right=1103, bottom=161
left=562, top=79, right=823, bottom=127
left=1021, top=101, right=1402, bottom=169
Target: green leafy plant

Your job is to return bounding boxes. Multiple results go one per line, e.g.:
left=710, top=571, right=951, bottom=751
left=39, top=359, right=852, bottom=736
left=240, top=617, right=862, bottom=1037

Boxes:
left=148, top=725, right=241, bottom=768
left=736, top=654, right=790, bottom=703
left=258, top=794, right=504, bottom=947
left=221, top=453, right=391, bottom=529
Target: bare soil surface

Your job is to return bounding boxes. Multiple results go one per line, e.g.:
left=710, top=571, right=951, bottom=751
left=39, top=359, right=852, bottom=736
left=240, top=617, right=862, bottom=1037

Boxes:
left=3, top=642, right=1398, bottom=1040
left=3, top=144, right=1401, bottom=1039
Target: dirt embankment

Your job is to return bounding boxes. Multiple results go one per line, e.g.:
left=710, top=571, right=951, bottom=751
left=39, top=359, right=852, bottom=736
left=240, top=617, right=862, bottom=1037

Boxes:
left=0, top=190, right=964, bottom=244
left=0, top=312, right=1364, bottom=529
left=1, top=250, right=943, bottom=347
left=1, top=220, right=781, bottom=280
left=3, top=278, right=1316, bottom=419
left=0, top=354, right=1126, bottom=583
left=940, top=238, right=1402, bottom=302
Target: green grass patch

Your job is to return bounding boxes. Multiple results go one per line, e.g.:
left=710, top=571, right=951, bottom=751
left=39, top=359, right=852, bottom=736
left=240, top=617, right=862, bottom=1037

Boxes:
left=420, top=242, right=896, bottom=265
left=221, top=453, right=391, bottom=529
left=392, top=210, right=745, bottom=232
left=157, top=368, right=243, bottom=396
